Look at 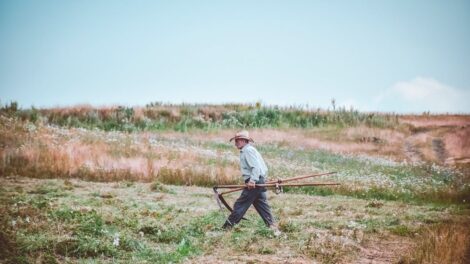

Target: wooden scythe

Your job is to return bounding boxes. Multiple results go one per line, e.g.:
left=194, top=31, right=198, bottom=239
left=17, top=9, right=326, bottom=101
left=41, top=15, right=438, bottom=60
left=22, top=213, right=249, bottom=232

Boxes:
left=213, top=172, right=338, bottom=217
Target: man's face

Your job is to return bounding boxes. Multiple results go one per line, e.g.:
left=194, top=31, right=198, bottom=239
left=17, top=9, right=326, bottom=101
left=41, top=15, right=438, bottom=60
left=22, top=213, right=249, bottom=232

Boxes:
left=234, top=138, right=248, bottom=149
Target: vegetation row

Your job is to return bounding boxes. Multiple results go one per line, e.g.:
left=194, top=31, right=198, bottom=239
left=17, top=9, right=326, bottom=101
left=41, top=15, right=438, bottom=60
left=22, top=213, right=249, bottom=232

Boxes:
left=1, top=101, right=399, bottom=131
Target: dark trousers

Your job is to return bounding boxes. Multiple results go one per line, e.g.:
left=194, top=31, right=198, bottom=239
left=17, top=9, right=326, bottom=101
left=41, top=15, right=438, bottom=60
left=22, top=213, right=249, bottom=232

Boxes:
left=223, top=178, right=274, bottom=228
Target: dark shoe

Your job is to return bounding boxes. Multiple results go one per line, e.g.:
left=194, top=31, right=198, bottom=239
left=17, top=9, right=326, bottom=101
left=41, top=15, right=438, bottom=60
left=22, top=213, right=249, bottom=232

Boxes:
left=222, top=221, right=233, bottom=230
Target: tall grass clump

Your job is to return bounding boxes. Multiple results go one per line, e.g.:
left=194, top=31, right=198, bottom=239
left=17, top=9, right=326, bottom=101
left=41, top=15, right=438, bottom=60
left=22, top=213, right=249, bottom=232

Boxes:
left=400, top=222, right=470, bottom=264
left=156, top=166, right=238, bottom=187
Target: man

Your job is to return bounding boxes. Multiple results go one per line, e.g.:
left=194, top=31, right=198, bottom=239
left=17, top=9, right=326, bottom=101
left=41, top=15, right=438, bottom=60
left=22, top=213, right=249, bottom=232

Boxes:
left=222, top=130, right=280, bottom=236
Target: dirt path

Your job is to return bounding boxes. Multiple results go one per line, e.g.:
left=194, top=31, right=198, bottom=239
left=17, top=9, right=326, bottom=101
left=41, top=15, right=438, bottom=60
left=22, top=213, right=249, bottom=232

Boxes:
left=403, top=136, right=425, bottom=163
left=356, top=237, right=414, bottom=264
left=432, top=138, right=448, bottom=163
left=400, top=115, right=470, bottom=166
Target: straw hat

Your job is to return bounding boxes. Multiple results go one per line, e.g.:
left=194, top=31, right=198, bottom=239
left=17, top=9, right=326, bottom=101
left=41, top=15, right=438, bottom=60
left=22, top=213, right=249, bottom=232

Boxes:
left=229, top=130, right=254, bottom=143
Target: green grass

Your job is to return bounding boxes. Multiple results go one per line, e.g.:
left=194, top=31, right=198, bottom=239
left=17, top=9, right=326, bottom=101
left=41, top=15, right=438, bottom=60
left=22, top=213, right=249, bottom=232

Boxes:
left=149, top=180, right=174, bottom=194
left=1, top=177, right=468, bottom=263
left=0, top=179, right=230, bottom=263
left=389, top=225, right=415, bottom=236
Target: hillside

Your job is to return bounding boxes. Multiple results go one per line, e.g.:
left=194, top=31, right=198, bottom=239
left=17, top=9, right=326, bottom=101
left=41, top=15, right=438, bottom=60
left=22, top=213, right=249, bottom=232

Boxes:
left=1, top=103, right=469, bottom=263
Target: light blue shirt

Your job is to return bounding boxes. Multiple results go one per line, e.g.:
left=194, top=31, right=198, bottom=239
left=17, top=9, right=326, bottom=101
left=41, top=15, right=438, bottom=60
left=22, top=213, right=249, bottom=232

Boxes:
left=240, top=144, right=268, bottom=182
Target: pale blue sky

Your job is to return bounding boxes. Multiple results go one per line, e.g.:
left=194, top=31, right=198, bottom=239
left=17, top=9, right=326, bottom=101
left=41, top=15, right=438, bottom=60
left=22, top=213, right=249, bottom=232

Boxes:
left=1, top=0, right=469, bottom=113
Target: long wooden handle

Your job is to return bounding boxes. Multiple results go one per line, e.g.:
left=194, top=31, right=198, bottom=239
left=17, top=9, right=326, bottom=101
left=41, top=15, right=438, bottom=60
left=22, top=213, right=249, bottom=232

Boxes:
left=270, top=171, right=337, bottom=184
left=269, top=182, right=340, bottom=187
left=219, top=187, right=245, bottom=195
left=216, top=171, right=337, bottom=194
left=216, top=182, right=339, bottom=189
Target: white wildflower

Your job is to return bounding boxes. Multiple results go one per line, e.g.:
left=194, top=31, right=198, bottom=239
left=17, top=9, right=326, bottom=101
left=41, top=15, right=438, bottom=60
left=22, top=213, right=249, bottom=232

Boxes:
left=26, top=123, right=37, bottom=132
left=179, top=238, right=186, bottom=247
left=113, top=233, right=120, bottom=247
left=347, top=221, right=357, bottom=229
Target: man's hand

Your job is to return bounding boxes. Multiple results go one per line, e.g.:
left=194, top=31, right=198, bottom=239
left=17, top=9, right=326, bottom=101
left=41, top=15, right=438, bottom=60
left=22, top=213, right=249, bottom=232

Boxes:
left=247, top=180, right=256, bottom=189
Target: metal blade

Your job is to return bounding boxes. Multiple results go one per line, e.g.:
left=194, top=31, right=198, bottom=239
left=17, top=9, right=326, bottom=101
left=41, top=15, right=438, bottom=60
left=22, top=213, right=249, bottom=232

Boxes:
left=213, top=187, right=224, bottom=210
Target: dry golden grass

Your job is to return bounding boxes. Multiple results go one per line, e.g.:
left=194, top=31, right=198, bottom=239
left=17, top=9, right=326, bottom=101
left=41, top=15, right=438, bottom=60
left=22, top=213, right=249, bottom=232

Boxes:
left=157, top=166, right=238, bottom=186
left=1, top=140, right=239, bottom=184
left=2, top=112, right=470, bottom=189
left=400, top=221, right=470, bottom=264
left=0, top=116, right=240, bottom=184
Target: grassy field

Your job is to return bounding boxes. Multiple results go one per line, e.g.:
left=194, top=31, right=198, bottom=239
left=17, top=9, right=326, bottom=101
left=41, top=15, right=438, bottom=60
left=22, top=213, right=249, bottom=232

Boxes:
left=1, top=104, right=469, bottom=263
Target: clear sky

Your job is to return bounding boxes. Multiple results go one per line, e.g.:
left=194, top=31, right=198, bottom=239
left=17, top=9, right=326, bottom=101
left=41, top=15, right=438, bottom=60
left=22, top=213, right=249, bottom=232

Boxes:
left=1, top=0, right=469, bottom=113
